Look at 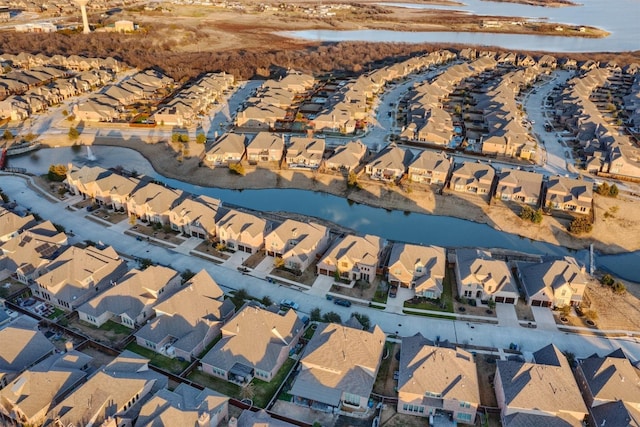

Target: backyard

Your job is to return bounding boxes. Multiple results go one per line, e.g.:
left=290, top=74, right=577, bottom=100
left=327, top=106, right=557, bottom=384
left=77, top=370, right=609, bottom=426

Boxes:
left=373, top=342, right=399, bottom=397
left=125, top=342, right=190, bottom=375
left=68, top=318, right=133, bottom=346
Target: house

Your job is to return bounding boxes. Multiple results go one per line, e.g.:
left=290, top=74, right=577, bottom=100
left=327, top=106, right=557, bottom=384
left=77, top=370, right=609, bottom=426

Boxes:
left=31, top=245, right=128, bottom=311
left=169, top=195, right=220, bottom=240
left=66, top=165, right=138, bottom=210
left=450, top=162, right=495, bottom=195
left=136, top=384, right=228, bottom=427
left=135, top=269, right=235, bottom=361
left=246, top=132, right=285, bottom=164
left=398, top=334, right=479, bottom=424
left=45, top=351, right=167, bottom=427
left=495, top=169, right=543, bottom=205
left=455, top=249, right=518, bottom=304
left=545, top=176, right=593, bottom=214
left=0, top=319, right=56, bottom=390
left=0, top=208, right=35, bottom=242
left=407, top=150, right=451, bottom=185
left=0, top=350, right=92, bottom=425
left=204, top=133, right=247, bottom=167
left=200, top=304, right=304, bottom=385
left=575, top=349, right=640, bottom=427
left=285, top=136, right=325, bottom=169
left=264, top=220, right=330, bottom=272
left=236, top=105, right=286, bottom=129
left=495, top=344, right=588, bottom=427
left=365, top=143, right=411, bottom=182
left=325, top=140, right=367, bottom=172
left=290, top=323, right=385, bottom=413
left=77, top=265, right=181, bottom=328
left=235, top=409, right=298, bottom=427
left=127, top=182, right=183, bottom=225
left=387, top=243, right=446, bottom=298
left=216, top=209, right=268, bottom=254
left=517, top=257, right=588, bottom=308
left=317, top=234, right=383, bottom=284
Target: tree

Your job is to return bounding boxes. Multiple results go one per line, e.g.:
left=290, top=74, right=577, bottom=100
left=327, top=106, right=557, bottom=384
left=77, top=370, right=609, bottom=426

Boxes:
left=229, top=162, right=245, bottom=176
left=347, top=170, right=360, bottom=189
left=608, top=184, right=619, bottom=197
left=533, top=209, right=544, bottom=224
left=600, top=274, right=615, bottom=286
left=181, top=269, right=195, bottom=283
left=310, top=307, right=322, bottom=322
left=569, top=216, right=592, bottom=234
left=47, top=164, right=68, bottom=182
left=596, top=182, right=610, bottom=195
left=129, top=214, right=137, bottom=226
left=2, top=129, right=13, bottom=140
left=196, top=133, right=207, bottom=144
left=240, top=382, right=255, bottom=402
left=322, top=311, right=342, bottom=323
left=584, top=309, right=598, bottom=322
left=261, top=295, right=273, bottom=307
left=612, top=281, right=626, bottom=294
left=68, top=126, right=80, bottom=141
left=273, top=256, right=285, bottom=269
left=353, top=312, right=371, bottom=330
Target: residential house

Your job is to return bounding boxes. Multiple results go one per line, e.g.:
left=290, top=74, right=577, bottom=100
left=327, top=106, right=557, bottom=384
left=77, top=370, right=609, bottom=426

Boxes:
left=77, top=265, right=181, bottom=328
left=285, top=137, right=325, bottom=169
left=455, top=249, right=518, bottom=304
left=135, top=269, right=235, bottom=361
left=0, top=350, right=92, bottom=425
left=387, top=243, right=446, bottom=298
left=73, top=96, right=120, bottom=122
left=290, top=323, right=385, bottom=412
left=45, top=351, right=167, bottom=427
left=169, top=195, right=220, bottom=240
left=575, top=349, right=640, bottom=427
left=407, top=150, right=451, bottom=185
left=264, top=220, right=330, bottom=272
left=216, top=209, right=268, bottom=254
left=398, top=334, right=479, bottom=424
left=136, top=384, right=228, bottom=427
left=495, top=169, right=543, bottom=205
left=204, top=133, right=247, bottom=167
left=317, top=234, right=383, bottom=284
left=31, top=245, right=128, bottom=311
left=517, top=257, right=588, bottom=308
left=127, top=182, right=183, bottom=225
left=495, top=344, right=588, bottom=427
left=66, top=165, right=138, bottom=210
left=235, top=409, right=298, bottom=427
left=0, top=208, right=35, bottom=242
left=545, top=176, right=593, bottom=214
left=200, top=304, right=304, bottom=385
left=246, top=132, right=285, bottom=164
left=365, top=143, right=411, bottom=182
left=324, top=140, right=367, bottom=172
left=450, top=162, right=495, bottom=195
left=236, top=105, right=286, bottom=129
left=0, top=319, right=55, bottom=390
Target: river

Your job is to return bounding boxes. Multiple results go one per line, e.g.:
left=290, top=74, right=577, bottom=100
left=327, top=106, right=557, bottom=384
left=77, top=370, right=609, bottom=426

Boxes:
left=6, top=146, right=639, bottom=282
left=280, top=0, right=640, bottom=52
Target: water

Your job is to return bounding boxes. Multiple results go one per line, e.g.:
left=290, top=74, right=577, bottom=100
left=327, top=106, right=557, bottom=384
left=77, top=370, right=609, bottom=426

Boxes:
left=282, top=0, right=640, bottom=52
left=7, top=145, right=639, bottom=281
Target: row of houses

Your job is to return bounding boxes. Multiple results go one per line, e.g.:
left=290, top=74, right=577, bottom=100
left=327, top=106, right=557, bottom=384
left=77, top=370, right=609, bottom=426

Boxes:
left=74, top=69, right=174, bottom=122
left=0, top=52, right=121, bottom=73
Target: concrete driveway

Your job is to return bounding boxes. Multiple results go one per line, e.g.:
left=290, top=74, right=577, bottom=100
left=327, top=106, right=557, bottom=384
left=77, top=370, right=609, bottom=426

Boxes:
left=531, top=307, right=559, bottom=331
left=495, top=304, right=520, bottom=328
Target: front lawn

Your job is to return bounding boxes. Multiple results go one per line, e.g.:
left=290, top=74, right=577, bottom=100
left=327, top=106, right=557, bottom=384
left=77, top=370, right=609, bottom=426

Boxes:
left=125, top=342, right=190, bottom=375
left=403, top=268, right=454, bottom=313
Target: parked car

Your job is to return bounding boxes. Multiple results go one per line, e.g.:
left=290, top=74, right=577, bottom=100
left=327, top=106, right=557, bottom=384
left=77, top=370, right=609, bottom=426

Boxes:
left=389, top=287, right=397, bottom=298
left=280, top=299, right=299, bottom=310
left=334, top=298, right=352, bottom=307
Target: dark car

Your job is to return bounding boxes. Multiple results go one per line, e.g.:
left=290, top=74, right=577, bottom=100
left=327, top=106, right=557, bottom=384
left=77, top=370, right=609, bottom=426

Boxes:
left=389, top=287, right=397, bottom=298
left=334, top=298, right=352, bottom=307
left=86, top=204, right=98, bottom=212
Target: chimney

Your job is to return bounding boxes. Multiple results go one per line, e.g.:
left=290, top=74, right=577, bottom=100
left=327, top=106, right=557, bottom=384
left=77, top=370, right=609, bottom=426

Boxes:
left=65, top=341, right=74, bottom=352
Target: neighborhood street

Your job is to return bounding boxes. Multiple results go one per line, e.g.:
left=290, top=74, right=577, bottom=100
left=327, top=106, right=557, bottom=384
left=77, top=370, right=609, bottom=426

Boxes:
left=2, top=174, right=640, bottom=362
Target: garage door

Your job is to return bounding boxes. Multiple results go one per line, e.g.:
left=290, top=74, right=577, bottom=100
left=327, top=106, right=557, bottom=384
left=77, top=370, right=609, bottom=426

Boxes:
left=319, top=269, right=328, bottom=276
left=532, top=300, right=542, bottom=307
left=495, top=296, right=505, bottom=303
left=505, top=298, right=515, bottom=304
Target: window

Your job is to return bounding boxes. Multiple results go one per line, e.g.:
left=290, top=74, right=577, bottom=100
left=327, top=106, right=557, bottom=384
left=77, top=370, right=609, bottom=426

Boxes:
left=402, top=404, right=424, bottom=413
left=425, top=391, right=442, bottom=398
left=459, top=401, right=471, bottom=408
left=343, top=393, right=360, bottom=406
left=457, top=412, right=472, bottom=422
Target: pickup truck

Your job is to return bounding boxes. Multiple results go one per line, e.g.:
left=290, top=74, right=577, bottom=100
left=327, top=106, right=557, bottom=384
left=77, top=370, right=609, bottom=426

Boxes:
left=280, top=299, right=299, bottom=310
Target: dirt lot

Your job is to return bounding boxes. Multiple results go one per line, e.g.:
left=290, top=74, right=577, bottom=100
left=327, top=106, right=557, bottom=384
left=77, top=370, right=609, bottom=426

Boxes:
left=330, top=277, right=381, bottom=301
left=374, top=342, right=400, bottom=397
left=194, top=240, right=230, bottom=260
left=476, top=355, right=498, bottom=407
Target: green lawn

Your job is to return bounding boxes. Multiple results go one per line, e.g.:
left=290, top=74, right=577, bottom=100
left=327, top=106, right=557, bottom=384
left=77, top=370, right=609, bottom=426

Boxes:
left=403, top=268, right=454, bottom=313
left=187, top=370, right=242, bottom=398
left=303, top=325, right=316, bottom=340
left=196, top=334, right=222, bottom=359
left=372, top=289, right=388, bottom=304
left=100, top=319, right=135, bottom=335
left=47, top=307, right=65, bottom=320
left=251, top=357, right=297, bottom=408
left=125, top=342, right=190, bottom=374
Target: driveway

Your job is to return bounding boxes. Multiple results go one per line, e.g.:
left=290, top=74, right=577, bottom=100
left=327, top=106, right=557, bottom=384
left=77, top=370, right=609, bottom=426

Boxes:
left=531, top=307, right=559, bottom=331
left=307, top=275, right=334, bottom=297
left=495, top=304, right=519, bottom=328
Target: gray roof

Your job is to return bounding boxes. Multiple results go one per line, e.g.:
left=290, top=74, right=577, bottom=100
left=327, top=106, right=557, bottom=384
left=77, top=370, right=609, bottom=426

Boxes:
left=236, top=409, right=297, bottom=427
left=518, top=257, right=587, bottom=300
left=591, top=400, right=640, bottom=427
left=0, top=324, right=55, bottom=373
left=578, top=354, right=640, bottom=405
left=532, top=343, right=565, bottom=367
left=503, top=412, right=583, bottom=427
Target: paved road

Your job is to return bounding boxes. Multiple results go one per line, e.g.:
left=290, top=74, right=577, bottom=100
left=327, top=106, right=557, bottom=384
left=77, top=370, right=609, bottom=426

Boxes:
left=2, top=174, right=640, bottom=361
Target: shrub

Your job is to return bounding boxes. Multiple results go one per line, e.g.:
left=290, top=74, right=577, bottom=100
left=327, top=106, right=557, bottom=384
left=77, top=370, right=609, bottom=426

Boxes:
left=196, top=133, right=207, bottom=144
left=612, top=281, right=626, bottom=294
left=322, top=311, right=342, bottom=324
left=2, top=129, right=14, bottom=140
left=568, top=216, right=592, bottom=234
left=520, top=205, right=543, bottom=223
left=608, top=184, right=619, bottom=197
left=47, top=164, right=68, bottom=182
left=229, top=162, right=245, bottom=176
left=68, top=126, right=80, bottom=141
left=353, top=312, right=371, bottom=330
left=310, top=307, right=322, bottom=322
left=600, top=274, right=615, bottom=286
left=597, top=182, right=619, bottom=198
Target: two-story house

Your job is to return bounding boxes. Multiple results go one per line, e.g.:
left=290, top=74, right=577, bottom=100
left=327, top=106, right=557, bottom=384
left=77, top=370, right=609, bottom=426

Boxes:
left=264, top=220, right=331, bottom=272
left=387, top=243, right=446, bottom=298
left=317, top=234, right=383, bottom=284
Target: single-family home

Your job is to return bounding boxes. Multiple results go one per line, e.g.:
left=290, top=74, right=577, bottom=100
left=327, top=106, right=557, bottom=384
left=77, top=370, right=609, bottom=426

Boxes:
left=495, top=344, right=588, bottom=427
left=264, top=220, right=330, bottom=272
left=324, top=140, right=367, bottom=172
left=285, top=137, right=325, bottom=169
left=0, top=350, right=92, bottom=425
left=398, top=333, right=479, bottom=424
left=495, top=169, right=543, bottom=205
left=365, top=143, right=412, bottom=182
left=77, top=265, right=181, bottom=328
left=575, top=349, right=640, bottom=427
left=517, top=257, right=588, bottom=308
left=317, top=234, right=383, bottom=284
left=246, top=132, right=285, bottom=164
left=235, top=409, right=298, bottom=427
left=127, top=182, right=183, bottom=225
left=450, top=162, right=495, bottom=195
left=455, top=249, right=518, bottom=304
left=200, top=304, right=304, bottom=385
left=545, top=176, right=593, bottom=214
left=136, top=384, right=229, bottom=427
left=236, top=105, right=286, bottom=129
left=407, top=150, right=451, bottom=185
left=135, top=269, right=235, bottom=361
left=216, top=209, right=269, bottom=254
left=204, top=133, right=247, bottom=167
left=169, top=195, right=220, bottom=240
left=31, top=245, right=128, bottom=311
left=0, top=208, right=35, bottom=242
left=290, top=323, right=385, bottom=413
left=387, top=243, right=446, bottom=298
left=45, top=351, right=168, bottom=427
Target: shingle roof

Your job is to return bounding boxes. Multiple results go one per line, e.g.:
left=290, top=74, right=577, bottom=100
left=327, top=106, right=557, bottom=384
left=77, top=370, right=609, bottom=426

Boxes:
left=0, top=324, right=55, bottom=373
left=578, top=354, right=640, bottom=404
